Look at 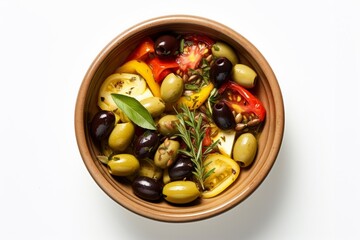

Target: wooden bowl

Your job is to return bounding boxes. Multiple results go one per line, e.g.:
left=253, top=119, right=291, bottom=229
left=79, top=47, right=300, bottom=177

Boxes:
left=75, top=15, right=284, bottom=222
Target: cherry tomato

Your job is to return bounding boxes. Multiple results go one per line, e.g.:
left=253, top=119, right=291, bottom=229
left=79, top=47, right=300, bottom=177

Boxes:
left=202, top=153, right=240, bottom=198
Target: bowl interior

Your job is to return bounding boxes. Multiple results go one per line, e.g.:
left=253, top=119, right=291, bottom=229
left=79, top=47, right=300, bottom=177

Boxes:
left=75, top=15, right=284, bottom=222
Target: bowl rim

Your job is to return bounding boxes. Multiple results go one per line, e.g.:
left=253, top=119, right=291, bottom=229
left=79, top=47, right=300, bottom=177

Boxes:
left=75, top=14, right=285, bottom=222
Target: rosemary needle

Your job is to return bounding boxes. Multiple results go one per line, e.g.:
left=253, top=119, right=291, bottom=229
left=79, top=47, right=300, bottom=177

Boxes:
left=175, top=105, right=219, bottom=191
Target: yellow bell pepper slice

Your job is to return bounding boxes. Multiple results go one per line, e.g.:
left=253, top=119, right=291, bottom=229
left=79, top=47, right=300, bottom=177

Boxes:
left=176, top=82, right=214, bottom=110
left=115, top=60, right=161, bottom=98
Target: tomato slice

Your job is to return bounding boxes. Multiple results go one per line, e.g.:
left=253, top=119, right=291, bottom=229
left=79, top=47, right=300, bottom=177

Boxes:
left=176, top=44, right=203, bottom=71
left=202, top=153, right=240, bottom=198
left=97, top=73, right=152, bottom=112
left=218, top=81, right=266, bottom=122
left=176, top=34, right=214, bottom=72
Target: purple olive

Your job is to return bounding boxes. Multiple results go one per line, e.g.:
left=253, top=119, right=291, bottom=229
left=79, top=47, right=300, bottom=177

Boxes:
left=210, top=57, right=233, bottom=88
left=212, top=102, right=236, bottom=130
left=168, top=156, right=194, bottom=181
left=132, top=176, right=163, bottom=201
left=90, top=110, right=116, bottom=142
left=133, top=130, right=160, bottom=159
left=154, top=34, right=179, bottom=58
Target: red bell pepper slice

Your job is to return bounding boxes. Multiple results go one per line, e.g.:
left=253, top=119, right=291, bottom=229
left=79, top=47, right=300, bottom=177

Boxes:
left=126, top=37, right=155, bottom=61
left=202, top=127, right=212, bottom=147
left=218, top=81, right=266, bottom=122
left=146, top=57, right=179, bottom=83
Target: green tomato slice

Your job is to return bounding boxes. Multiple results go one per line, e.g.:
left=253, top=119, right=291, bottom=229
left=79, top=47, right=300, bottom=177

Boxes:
left=98, top=73, right=152, bottom=112
left=202, top=153, right=240, bottom=198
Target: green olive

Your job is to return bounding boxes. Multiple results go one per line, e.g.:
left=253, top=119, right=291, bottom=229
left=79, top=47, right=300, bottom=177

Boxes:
left=107, top=154, right=140, bottom=176
left=232, top=133, right=257, bottom=167
left=160, top=73, right=184, bottom=103
left=138, top=158, right=163, bottom=180
left=108, top=122, right=135, bottom=152
left=154, top=138, right=180, bottom=169
left=162, top=168, right=171, bottom=185
left=163, top=181, right=200, bottom=204
left=157, top=115, right=179, bottom=136
left=232, top=64, right=257, bottom=88
left=140, top=97, right=166, bottom=117
left=211, top=42, right=239, bottom=66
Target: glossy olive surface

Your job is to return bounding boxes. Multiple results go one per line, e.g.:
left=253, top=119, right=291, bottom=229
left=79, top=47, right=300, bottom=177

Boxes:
left=232, top=64, right=257, bottom=89
left=212, top=102, right=236, bottom=130
left=90, top=110, right=116, bottom=142
left=108, top=122, right=135, bottom=151
left=233, top=133, right=258, bottom=167
left=163, top=181, right=201, bottom=204
left=154, top=34, right=179, bottom=58
left=133, top=130, right=160, bottom=159
left=210, top=57, right=232, bottom=88
left=132, top=176, right=163, bottom=201
left=107, top=154, right=140, bottom=176
left=211, top=41, right=239, bottom=66
left=160, top=73, right=184, bottom=103
left=168, top=156, right=194, bottom=181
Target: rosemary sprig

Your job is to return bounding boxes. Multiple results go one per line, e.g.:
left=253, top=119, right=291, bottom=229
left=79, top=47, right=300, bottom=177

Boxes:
left=175, top=105, right=219, bottom=191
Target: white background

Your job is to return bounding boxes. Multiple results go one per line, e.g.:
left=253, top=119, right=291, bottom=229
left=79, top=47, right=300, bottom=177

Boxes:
left=1, top=0, right=359, bottom=239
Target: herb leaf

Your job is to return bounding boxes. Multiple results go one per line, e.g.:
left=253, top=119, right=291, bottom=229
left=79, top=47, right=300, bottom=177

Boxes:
left=111, top=93, right=156, bottom=130
left=175, top=105, right=218, bottom=191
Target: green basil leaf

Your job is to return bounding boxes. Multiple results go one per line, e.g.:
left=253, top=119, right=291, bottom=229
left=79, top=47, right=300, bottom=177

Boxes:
left=111, top=94, right=156, bottom=130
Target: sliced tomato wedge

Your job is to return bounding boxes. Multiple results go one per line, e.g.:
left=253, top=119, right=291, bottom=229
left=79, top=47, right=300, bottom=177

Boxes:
left=218, top=81, right=266, bottom=122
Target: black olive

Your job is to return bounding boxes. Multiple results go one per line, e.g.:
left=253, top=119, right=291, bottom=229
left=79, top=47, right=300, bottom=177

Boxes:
left=210, top=57, right=233, bottom=88
left=132, top=176, right=163, bottom=201
left=90, top=110, right=116, bottom=142
left=168, top=156, right=194, bottom=181
left=154, top=34, right=179, bottom=58
left=133, top=130, right=160, bottom=159
left=212, top=102, right=236, bottom=130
